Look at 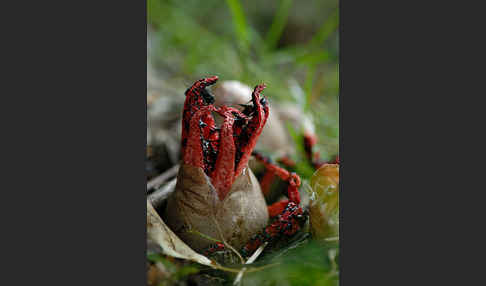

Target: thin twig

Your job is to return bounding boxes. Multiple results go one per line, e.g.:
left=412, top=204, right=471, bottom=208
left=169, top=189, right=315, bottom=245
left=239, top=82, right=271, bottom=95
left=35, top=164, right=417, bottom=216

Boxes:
left=212, top=215, right=245, bottom=264
left=147, top=164, right=180, bottom=193
left=148, top=178, right=177, bottom=208
left=209, top=261, right=279, bottom=274
left=233, top=242, right=268, bottom=285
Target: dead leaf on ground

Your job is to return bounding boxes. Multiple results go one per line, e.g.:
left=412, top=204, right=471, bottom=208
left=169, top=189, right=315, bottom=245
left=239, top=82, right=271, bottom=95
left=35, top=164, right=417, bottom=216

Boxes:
left=147, top=200, right=214, bottom=267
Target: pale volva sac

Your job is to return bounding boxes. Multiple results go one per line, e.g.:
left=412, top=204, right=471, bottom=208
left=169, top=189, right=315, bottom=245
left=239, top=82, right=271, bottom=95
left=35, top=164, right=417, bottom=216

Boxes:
left=164, top=164, right=269, bottom=252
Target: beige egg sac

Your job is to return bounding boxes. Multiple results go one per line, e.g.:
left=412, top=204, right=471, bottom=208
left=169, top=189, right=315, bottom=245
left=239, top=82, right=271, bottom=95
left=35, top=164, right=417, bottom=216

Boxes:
left=163, top=164, right=269, bottom=252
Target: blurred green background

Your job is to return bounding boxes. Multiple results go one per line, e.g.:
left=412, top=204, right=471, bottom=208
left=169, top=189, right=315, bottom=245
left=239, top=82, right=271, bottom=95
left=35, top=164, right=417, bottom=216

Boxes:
left=147, top=0, right=339, bottom=162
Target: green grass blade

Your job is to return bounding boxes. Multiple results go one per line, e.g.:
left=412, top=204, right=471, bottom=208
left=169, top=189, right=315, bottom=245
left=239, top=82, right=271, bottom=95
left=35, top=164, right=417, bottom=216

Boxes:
left=264, top=0, right=293, bottom=51
left=147, top=0, right=166, bottom=28
left=310, top=8, right=339, bottom=47
left=225, top=0, right=250, bottom=52
left=304, top=64, right=317, bottom=112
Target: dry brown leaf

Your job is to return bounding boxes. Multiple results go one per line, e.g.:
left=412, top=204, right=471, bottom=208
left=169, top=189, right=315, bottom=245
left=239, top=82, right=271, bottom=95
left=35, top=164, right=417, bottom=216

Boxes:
left=147, top=200, right=214, bottom=267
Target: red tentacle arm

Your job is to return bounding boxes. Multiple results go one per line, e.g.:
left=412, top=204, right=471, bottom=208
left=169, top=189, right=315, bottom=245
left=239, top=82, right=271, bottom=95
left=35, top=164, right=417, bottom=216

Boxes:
left=241, top=202, right=305, bottom=257
left=259, top=171, right=276, bottom=196
left=181, top=76, right=219, bottom=157
left=252, top=151, right=301, bottom=216
left=303, top=132, right=339, bottom=169
left=278, top=156, right=296, bottom=168
left=234, top=84, right=269, bottom=177
left=210, top=106, right=236, bottom=200
left=182, top=106, right=215, bottom=169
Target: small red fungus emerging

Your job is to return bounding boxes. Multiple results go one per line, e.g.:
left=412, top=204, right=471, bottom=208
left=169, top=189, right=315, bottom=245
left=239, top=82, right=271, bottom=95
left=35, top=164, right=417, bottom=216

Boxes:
left=181, top=76, right=269, bottom=201
left=166, top=76, right=306, bottom=257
